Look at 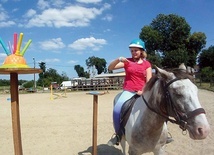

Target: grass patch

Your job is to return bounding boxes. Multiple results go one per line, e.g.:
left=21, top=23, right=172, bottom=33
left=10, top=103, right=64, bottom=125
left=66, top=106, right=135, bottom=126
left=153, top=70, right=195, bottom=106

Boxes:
left=195, top=82, right=214, bottom=92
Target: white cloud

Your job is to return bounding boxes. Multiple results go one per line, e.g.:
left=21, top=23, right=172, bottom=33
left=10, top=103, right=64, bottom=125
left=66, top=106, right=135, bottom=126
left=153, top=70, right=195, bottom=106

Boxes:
left=0, top=21, right=16, bottom=27
left=0, top=53, right=7, bottom=61
left=67, top=60, right=78, bottom=64
left=0, top=5, right=16, bottom=27
left=0, top=6, right=8, bottom=21
left=39, top=38, right=65, bottom=51
left=44, top=58, right=60, bottom=62
left=24, top=9, right=37, bottom=18
left=52, top=0, right=65, bottom=7
left=0, top=15, right=5, bottom=22
left=102, top=3, right=111, bottom=10
left=37, top=0, right=50, bottom=10
left=102, top=14, right=113, bottom=21
left=76, top=0, right=102, bottom=4
left=12, top=8, right=19, bottom=13
left=68, top=37, right=107, bottom=51
left=37, top=0, right=65, bottom=10
left=104, top=28, right=111, bottom=32
left=25, top=3, right=111, bottom=28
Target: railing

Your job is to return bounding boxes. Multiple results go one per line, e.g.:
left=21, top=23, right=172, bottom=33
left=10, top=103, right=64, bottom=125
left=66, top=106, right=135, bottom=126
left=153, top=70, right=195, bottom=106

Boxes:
left=0, top=77, right=125, bottom=93
left=71, top=78, right=124, bottom=91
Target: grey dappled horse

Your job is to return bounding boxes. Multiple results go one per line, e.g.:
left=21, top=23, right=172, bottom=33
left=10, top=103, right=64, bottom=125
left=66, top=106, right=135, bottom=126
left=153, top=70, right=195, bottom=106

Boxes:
left=113, top=64, right=210, bottom=155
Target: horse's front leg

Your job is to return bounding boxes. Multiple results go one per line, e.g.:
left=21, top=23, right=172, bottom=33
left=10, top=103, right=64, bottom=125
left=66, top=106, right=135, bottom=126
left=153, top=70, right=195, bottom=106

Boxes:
left=128, top=146, right=139, bottom=155
left=153, top=147, right=166, bottom=155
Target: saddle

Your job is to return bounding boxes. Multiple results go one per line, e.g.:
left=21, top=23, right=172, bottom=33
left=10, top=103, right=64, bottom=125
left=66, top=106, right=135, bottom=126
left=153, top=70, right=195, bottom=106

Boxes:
left=119, top=94, right=140, bottom=135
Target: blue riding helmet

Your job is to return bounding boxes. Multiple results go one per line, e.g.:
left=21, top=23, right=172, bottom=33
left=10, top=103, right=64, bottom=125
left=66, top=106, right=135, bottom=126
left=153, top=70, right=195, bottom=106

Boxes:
left=129, top=39, right=145, bottom=49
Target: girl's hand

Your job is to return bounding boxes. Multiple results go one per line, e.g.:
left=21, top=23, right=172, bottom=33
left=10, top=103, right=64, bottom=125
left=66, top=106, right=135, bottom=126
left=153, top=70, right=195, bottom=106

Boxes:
left=136, top=90, right=143, bottom=95
left=119, top=57, right=129, bottom=63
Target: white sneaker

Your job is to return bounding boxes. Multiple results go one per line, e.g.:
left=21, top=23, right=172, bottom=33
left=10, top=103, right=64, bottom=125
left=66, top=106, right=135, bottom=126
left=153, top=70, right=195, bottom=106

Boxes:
left=107, top=135, right=119, bottom=146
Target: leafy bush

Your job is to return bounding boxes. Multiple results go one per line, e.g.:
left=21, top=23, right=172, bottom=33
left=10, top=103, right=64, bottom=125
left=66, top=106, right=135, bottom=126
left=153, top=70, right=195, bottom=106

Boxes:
left=200, top=67, right=214, bottom=82
left=23, top=80, right=34, bottom=88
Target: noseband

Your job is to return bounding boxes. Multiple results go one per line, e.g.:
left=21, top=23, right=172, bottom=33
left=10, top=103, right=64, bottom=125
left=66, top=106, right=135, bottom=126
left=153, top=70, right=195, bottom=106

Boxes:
left=142, top=78, right=206, bottom=131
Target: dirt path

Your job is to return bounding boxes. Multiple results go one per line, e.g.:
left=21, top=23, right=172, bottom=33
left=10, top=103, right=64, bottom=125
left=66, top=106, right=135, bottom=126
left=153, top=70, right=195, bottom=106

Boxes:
left=0, top=89, right=213, bottom=155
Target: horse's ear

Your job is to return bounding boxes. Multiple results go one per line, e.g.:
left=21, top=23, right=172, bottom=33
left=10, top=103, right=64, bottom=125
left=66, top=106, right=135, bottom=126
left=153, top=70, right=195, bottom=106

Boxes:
left=155, top=65, right=174, bottom=80
left=179, top=63, right=186, bottom=71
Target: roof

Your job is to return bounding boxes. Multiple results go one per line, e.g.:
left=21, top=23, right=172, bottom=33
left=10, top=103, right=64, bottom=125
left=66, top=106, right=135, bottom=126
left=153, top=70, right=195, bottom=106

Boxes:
left=94, top=72, right=125, bottom=78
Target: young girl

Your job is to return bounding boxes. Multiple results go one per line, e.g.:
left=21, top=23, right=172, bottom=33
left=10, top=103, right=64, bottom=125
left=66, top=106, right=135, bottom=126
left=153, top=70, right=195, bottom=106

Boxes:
left=108, top=39, right=152, bottom=145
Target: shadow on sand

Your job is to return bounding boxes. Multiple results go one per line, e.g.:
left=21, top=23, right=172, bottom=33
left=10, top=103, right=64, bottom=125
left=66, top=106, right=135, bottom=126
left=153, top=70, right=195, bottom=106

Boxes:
left=78, top=144, right=123, bottom=155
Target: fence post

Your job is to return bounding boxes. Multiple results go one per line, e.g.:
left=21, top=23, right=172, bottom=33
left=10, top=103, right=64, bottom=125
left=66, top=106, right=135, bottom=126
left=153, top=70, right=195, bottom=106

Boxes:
left=86, top=91, right=105, bottom=155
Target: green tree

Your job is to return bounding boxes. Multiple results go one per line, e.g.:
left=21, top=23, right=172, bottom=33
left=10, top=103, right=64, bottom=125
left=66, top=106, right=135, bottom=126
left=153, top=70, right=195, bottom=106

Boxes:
left=18, top=80, right=28, bottom=86
left=41, top=68, right=69, bottom=87
left=23, top=80, right=34, bottom=88
left=147, top=51, right=162, bottom=68
left=186, top=32, right=206, bottom=66
left=200, top=67, right=213, bottom=82
left=0, top=79, right=31, bottom=87
left=162, top=48, right=189, bottom=68
left=61, top=72, right=70, bottom=81
left=140, top=14, right=206, bottom=68
left=37, top=62, right=69, bottom=87
left=86, top=56, right=107, bottom=74
left=44, top=68, right=62, bottom=84
left=0, top=79, right=10, bottom=86
left=37, top=62, right=46, bottom=87
left=198, top=46, right=214, bottom=70
left=139, top=26, right=162, bottom=53
left=74, top=65, right=89, bottom=78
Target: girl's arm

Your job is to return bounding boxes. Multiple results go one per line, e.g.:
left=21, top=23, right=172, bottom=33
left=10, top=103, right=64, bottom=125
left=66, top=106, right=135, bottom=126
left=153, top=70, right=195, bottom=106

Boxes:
left=108, top=57, right=126, bottom=70
left=146, top=67, right=152, bottom=82
left=137, top=67, right=152, bottom=95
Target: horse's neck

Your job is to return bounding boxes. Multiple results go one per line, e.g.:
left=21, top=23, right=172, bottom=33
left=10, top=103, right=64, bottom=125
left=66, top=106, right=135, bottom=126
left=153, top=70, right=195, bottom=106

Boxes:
left=142, top=84, right=166, bottom=129
left=130, top=92, right=165, bottom=133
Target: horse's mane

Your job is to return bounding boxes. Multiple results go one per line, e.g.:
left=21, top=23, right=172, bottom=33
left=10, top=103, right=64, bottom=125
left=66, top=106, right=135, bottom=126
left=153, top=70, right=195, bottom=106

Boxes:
left=169, top=68, right=194, bottom=81
left=144, top=68, right=194, bottom=92
left=144, top=75, right=159, bottom=92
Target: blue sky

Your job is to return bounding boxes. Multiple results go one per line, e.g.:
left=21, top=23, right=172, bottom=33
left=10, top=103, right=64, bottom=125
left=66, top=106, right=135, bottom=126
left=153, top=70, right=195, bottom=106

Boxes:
left=0, top=0, right=214, bottom=81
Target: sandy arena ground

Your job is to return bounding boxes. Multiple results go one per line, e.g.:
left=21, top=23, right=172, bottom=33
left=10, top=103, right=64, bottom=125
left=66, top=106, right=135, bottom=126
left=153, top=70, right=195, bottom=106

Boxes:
left=0, top=89, right=213, bottom=155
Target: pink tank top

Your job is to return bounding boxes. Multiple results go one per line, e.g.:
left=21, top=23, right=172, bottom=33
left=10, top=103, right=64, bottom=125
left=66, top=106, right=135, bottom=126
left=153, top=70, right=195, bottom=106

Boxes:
left=123, top=58, right=151, bottom=92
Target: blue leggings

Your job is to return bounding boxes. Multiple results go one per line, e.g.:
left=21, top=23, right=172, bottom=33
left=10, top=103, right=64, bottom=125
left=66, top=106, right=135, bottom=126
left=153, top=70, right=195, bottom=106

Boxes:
left=113, top=90, right=135, bottom=134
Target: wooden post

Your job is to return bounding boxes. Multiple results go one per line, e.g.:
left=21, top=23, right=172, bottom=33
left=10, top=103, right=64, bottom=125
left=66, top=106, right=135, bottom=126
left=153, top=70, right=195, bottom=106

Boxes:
left=0, top=67, right=42, bottom=155
left=10, top=73, right=23, bottom=155
left=50, top=85, right=53, bottom=100
left=92, top=95, right=98, bottom=155
left=87, top=92, right=105, bottom=155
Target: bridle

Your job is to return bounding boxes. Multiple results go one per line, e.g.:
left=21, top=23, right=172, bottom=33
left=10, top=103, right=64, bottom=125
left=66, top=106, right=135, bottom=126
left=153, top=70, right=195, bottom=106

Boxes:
left=142, top=77, right=206, bottom=131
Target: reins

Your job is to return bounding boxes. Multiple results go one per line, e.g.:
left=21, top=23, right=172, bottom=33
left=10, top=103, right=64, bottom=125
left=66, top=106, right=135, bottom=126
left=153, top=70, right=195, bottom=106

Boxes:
left=142, top=95, right=178, bottom=124
left=142, top=77, right=206, bottom=131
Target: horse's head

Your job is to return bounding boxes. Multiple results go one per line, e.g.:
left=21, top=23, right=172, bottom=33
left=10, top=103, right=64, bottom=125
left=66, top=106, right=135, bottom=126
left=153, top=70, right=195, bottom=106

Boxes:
left=154, top=66, right=210, bottom=140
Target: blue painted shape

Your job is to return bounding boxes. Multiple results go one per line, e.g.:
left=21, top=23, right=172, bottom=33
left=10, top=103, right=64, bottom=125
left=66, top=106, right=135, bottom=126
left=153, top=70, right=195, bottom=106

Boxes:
left=87, top=91, right=104, bottom=95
